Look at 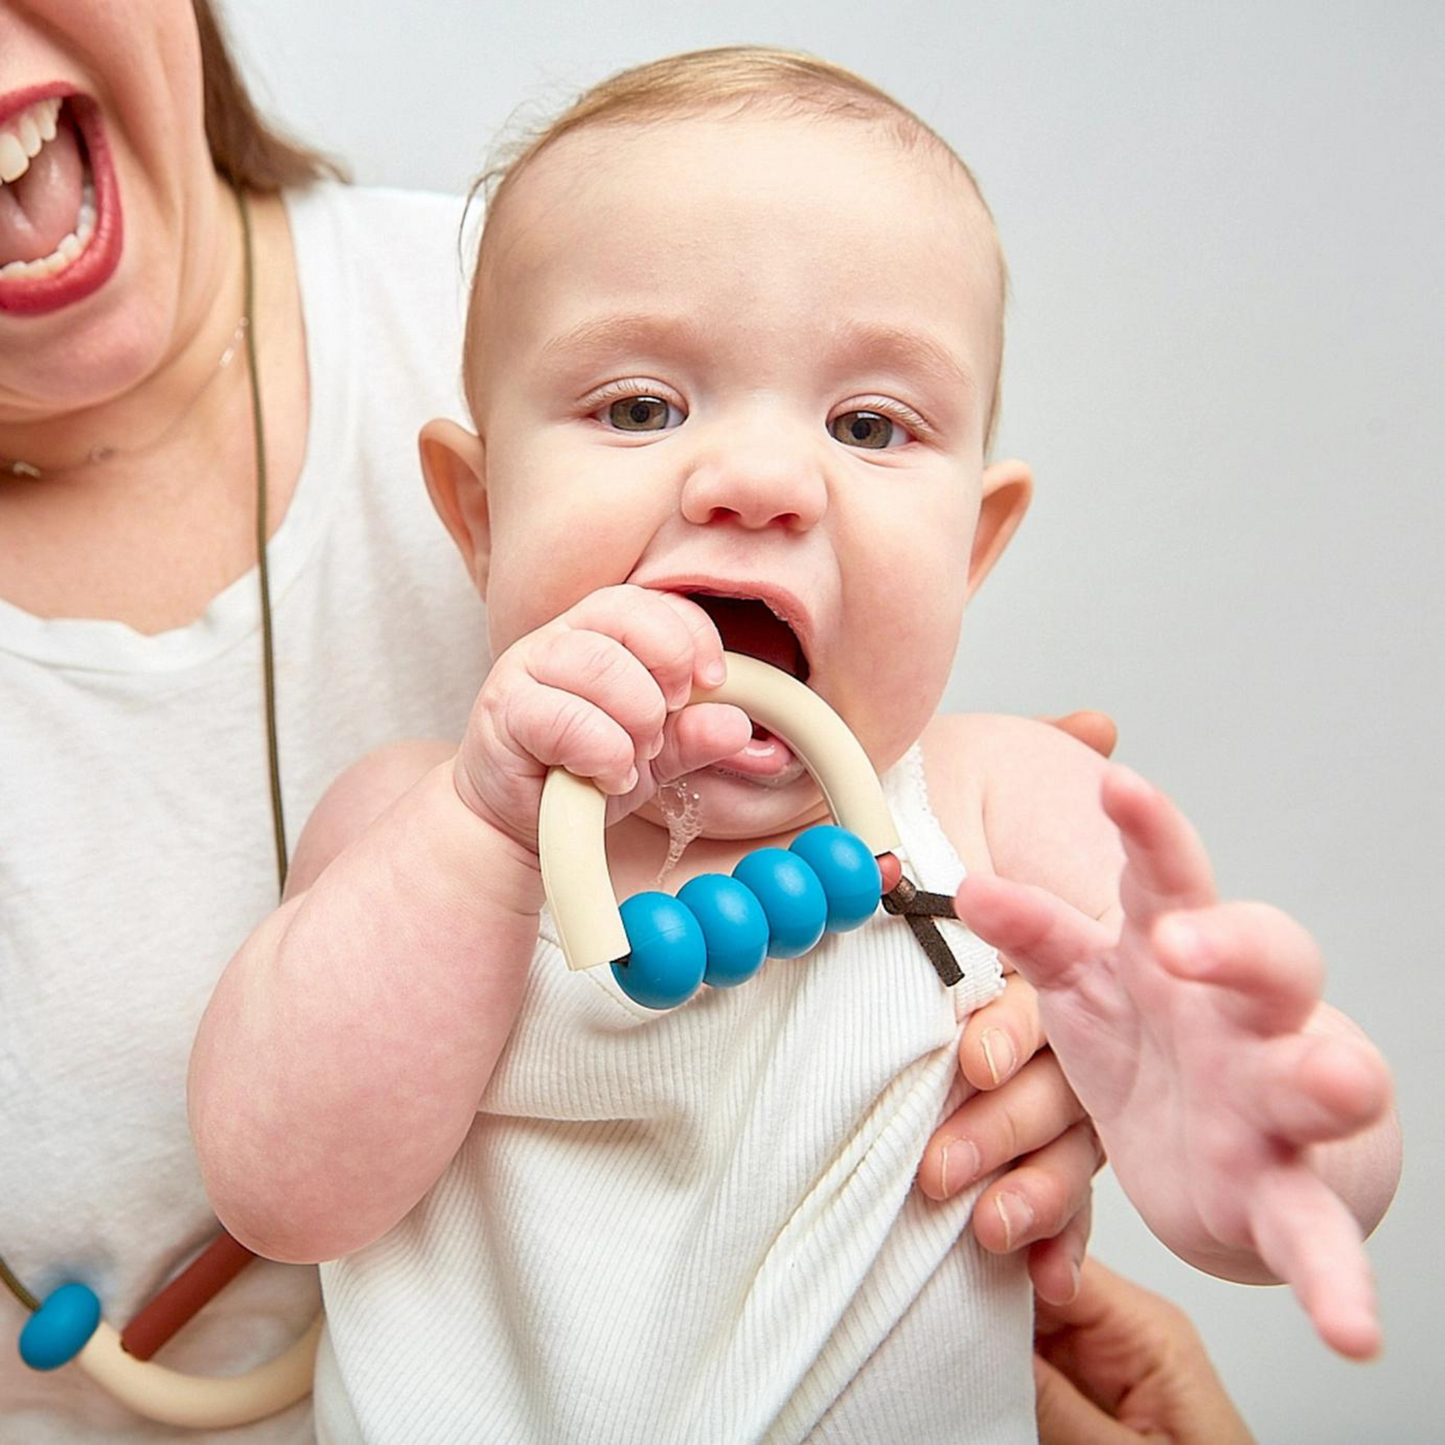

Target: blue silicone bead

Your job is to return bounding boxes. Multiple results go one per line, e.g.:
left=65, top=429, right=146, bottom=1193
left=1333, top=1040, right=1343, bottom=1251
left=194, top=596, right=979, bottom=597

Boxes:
left=732, top=848, right=827, bottom=959
left=788, top=825, right=882, bottom=932
left=615, top=891, right=707, bottom=1009
left=19, top=1283, right=102, bottom=1371
left=678, top=873, right=770, bottom=988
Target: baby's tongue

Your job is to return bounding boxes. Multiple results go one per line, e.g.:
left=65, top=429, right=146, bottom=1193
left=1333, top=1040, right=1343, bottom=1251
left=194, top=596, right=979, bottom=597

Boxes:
left=717, top=720, right=799, bottom=780
left=0, top=112, right=85, bottom=266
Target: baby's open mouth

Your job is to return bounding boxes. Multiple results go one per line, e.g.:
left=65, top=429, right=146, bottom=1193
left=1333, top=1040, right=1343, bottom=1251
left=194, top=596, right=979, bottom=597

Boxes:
left=687, top=593, right=810, bottom=687
left=0, top=96, right=96, bottom=280
left=687, top=593, right=812, bottom=784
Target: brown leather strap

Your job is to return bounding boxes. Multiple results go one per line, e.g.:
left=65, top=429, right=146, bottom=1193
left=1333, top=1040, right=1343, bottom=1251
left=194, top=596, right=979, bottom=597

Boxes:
left=882, top=875, right=964, bottom=986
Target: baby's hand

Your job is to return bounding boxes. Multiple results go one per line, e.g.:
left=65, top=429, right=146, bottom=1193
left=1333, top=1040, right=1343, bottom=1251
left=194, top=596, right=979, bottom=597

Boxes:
left=454, top=586, right=752, bottom=850
left=955, top=764, right=1393, bottom=1359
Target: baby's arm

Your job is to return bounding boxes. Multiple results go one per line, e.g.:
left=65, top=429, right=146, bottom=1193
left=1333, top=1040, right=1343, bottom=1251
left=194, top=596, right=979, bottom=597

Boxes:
left=929, top=716, right=1399, bottom=1357
left=917, top=710, right=1119, bottom=1305
left=188, top=587, right=748, bottom=1264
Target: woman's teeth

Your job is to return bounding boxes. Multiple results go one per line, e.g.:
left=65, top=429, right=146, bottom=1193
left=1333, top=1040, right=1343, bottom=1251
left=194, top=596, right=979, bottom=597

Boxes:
left=0, top=181, right=94, bottom=280
left=0, top=97, right=94, bottom=281
left=0, top=97, right=62, bottom=183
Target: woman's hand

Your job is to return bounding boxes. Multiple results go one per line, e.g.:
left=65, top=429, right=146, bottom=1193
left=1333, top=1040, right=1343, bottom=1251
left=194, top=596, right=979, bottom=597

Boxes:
left=916, top=973, right=1101, bottom=1302
left=1034, top=1258, right=1254, bottom=1443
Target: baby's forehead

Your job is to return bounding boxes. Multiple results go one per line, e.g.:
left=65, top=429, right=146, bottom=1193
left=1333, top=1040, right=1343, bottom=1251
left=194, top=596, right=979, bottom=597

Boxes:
left=468, top=106, right=1006, bottom=419
left=482, top=106, right=1001, bottom=297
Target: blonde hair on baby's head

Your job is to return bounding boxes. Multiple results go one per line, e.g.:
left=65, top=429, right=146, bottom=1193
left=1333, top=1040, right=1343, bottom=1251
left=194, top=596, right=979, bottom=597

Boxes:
left=463, top=45, right=1008, bottom=447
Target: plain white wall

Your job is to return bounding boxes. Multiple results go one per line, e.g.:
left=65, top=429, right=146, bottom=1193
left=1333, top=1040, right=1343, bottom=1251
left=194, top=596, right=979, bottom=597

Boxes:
left=224, top=1, right=1443, bottom=1438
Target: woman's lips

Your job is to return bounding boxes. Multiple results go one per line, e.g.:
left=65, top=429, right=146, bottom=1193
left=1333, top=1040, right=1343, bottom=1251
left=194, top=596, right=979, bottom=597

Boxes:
left=0, top=97, right=78, bottom=264
left=0, top=94, right=123, bottom=316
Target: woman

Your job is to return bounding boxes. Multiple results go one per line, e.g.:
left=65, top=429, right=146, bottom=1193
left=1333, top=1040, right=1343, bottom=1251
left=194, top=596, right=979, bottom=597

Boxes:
left=1, top=1, right=487, bottom=1435
left=0, top=2, right=1217, bottom=1438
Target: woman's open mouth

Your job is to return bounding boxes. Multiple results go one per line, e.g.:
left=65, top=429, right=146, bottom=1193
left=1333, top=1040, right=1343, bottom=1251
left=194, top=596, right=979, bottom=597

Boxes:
left=0, top=91, right=122, bottom=315
left=688, top=592, right=813, bottom=785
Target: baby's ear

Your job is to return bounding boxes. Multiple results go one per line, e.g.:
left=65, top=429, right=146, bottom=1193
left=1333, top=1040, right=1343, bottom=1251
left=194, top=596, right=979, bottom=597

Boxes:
left=967, top=458, right=1032, bottom=600
left=419, top=419, right=490, bottom=593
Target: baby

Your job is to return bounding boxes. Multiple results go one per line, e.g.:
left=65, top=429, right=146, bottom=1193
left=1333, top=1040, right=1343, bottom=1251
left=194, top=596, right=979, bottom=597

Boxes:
left=190, top=48, right=1399, bottom=1443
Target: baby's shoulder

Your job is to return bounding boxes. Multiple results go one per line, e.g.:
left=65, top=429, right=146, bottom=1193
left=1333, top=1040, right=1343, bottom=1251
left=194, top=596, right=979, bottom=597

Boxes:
left=285, top=739, right=455, bottom=898
left=919, top=711, right=1103, bottom=805
left=919, top=713, right=1121, bottom=916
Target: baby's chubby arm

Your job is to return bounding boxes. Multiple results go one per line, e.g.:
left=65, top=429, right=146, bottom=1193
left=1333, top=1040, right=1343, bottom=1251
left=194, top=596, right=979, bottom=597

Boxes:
left=927, top=716, right=1399, bottom=1358
left=189, top=587, right=749, bottom=1264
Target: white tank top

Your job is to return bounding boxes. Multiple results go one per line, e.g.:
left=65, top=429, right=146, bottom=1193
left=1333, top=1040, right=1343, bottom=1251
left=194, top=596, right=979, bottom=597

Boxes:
left=317, top=746, right=1037, bottom=1444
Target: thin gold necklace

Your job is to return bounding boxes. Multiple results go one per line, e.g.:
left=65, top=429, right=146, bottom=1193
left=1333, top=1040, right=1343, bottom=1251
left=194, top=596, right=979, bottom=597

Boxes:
left=1, top=314, right=251, bottom=481
left=0, top=183, right=288, bottom=1352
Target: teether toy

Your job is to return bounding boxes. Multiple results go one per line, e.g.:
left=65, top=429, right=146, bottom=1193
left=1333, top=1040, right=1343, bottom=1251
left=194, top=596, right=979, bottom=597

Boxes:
left=540, top=652, right=907, bottom=1008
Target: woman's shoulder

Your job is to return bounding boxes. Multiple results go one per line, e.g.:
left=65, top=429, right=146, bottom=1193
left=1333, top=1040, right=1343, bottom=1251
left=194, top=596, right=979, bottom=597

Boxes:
left=284, top=181, right=474, bottom=274
left=283, top=181, right=475, bottom=393
left=313, top=180, right=470, bottom=225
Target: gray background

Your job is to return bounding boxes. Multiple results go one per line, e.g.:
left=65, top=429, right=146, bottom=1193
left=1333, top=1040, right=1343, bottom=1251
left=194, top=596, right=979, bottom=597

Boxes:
left=225, top=1, right=1442, bottom=1439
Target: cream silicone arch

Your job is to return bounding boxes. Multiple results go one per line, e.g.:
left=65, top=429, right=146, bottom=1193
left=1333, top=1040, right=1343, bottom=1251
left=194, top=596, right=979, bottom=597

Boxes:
left=70, top=1315, right=321, bottom=1429
left=539, top=652, right=902, bottom=972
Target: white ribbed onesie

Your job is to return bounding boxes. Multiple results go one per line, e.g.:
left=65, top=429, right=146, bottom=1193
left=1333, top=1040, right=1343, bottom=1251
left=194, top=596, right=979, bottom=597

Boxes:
left=316, top=746, right=1037, bottom=1444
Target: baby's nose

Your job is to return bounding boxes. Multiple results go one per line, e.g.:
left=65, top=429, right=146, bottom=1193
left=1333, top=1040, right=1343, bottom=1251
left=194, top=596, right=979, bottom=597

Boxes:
left=679, top=432, right=828, bottom=532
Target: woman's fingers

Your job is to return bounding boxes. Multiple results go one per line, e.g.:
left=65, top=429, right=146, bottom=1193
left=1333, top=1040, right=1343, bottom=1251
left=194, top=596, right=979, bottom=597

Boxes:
left=920, top=1048, right=1091, bottom=1200
left=1027, top=1195, right=1093, bottom=1306
left=957, top=973, right=1047, bottom=1091
left=1034, top=1353, right=1144, bottom=1445
left=1043, top=709, right=1119, bottom=760
left=969, top=1119, right=1101, bottom=1256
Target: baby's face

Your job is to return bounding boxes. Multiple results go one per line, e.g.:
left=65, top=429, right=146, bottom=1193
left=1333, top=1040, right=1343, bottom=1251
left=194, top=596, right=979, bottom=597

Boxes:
left=470, top=110, right=1012, bottom=839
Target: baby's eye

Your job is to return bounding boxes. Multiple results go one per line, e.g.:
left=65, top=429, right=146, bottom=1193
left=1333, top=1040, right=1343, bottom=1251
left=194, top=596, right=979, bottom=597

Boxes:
left=601, top=395, right=685, bottom=432
left=829, top=409, right=913, bottom=450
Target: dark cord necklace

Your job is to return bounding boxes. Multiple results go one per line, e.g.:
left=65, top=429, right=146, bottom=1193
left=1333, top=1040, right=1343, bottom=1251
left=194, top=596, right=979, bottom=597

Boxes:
left=1, top=183, right=289, bottom=1370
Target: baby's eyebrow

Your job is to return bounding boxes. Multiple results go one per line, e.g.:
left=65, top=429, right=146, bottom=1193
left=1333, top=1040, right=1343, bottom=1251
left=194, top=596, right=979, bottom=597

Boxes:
left=828, top=322, right=977, bottom=403
left=539, top=313, right=710, bottom=368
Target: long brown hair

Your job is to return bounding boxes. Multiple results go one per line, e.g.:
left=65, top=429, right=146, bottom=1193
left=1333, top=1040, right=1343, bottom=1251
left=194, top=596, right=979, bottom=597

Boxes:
left=192, top=0, right=348, bottom=190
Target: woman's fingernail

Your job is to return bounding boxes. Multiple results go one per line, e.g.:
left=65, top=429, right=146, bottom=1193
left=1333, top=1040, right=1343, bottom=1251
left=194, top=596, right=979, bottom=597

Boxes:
left=939, top=1138, right=982, bottom=1197
left=981, top=1029, right=1017, bottom=1085
left=994, top=1193, right=1034, bottom=1251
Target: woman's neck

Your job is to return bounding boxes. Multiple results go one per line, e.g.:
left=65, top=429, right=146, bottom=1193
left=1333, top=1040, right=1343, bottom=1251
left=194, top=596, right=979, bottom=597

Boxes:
left=0, top=175, right=247, bottom=478
left=0, top=183, right=309, bottom=633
